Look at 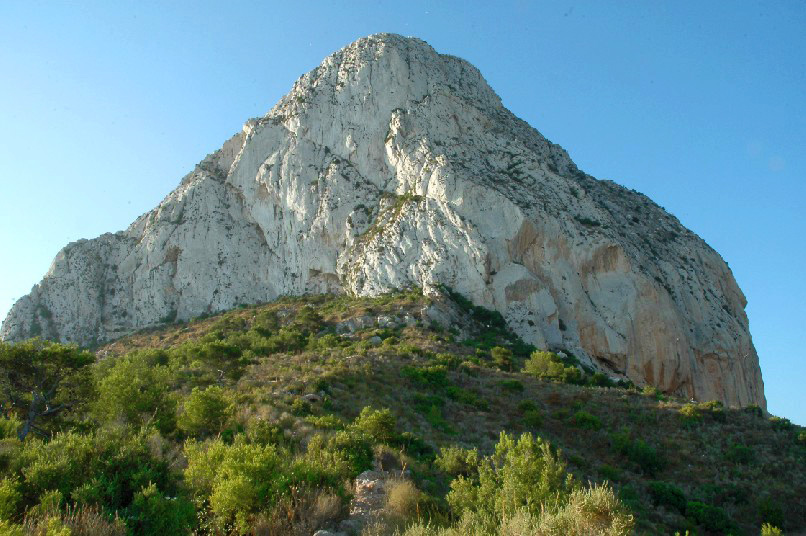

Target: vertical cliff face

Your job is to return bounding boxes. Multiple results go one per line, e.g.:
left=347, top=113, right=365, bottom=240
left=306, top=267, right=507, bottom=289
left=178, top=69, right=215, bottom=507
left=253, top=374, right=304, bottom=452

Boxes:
left=0, top=34, right=765, bottom=408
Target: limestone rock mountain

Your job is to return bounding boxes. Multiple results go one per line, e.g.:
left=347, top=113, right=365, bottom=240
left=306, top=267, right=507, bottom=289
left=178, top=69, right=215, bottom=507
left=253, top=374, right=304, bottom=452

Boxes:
left=1, top=34, right=765, bottom=408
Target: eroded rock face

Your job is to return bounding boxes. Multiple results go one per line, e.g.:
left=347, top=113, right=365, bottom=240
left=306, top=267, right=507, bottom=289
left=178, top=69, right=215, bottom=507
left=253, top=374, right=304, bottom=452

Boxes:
left=0, top=34, right=765, bottom=408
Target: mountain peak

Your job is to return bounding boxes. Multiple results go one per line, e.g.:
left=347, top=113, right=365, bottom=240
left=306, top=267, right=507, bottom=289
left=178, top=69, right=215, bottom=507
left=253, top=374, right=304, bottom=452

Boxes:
left=1, top=36, right=765, bottom=409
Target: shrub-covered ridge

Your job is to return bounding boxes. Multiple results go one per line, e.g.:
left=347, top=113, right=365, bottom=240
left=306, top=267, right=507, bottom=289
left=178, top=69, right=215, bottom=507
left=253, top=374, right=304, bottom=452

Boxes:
left=0, top=289, right=802, bottom=534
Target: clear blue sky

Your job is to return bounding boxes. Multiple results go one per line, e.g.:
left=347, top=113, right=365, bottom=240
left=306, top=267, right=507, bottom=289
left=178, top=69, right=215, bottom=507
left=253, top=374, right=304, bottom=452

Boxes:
left=1, top=1, right=803, bottom=423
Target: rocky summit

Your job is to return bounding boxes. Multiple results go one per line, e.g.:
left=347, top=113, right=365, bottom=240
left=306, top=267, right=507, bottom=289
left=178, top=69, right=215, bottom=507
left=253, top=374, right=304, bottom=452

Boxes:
left=1, top=33, right=764, bottom=408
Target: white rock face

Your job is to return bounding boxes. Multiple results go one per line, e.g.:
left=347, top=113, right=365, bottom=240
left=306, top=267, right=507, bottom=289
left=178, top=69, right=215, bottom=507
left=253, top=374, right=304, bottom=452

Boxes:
left=1, top=34, right=765, bottom=408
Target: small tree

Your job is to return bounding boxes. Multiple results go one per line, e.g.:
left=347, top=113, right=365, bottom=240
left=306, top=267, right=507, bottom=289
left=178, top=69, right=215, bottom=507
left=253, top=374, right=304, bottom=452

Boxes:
left=94, top=351, right=176, bottom=433
left=0, top=339, right=94, bottom=440
left=178, top=386, right=232, bottom=437
left=490, top=346, right=513, bottom=371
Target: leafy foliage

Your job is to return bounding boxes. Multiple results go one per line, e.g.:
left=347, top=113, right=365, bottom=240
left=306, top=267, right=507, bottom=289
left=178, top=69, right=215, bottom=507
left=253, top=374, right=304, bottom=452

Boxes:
left=0, top=291, right=801, bottom=534
left=0, top=340, right=94, bottom=440
left=446, top=431, right=573, bottom=519
left=178, top=386, right=233, bottom=437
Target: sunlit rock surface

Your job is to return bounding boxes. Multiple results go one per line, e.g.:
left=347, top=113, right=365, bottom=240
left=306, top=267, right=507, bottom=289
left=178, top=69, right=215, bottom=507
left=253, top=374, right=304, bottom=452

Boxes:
left=1, top=34, right=765, bottom=408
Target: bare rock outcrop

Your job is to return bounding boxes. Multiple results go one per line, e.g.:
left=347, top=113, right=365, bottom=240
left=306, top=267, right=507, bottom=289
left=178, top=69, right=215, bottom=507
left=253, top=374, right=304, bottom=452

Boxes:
left=1, top=34, right=765, bottom=408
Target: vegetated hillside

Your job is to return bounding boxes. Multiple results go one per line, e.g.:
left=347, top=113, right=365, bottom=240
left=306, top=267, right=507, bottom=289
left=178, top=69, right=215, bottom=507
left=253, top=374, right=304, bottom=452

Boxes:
left=0, top=289, right=801, bottom=535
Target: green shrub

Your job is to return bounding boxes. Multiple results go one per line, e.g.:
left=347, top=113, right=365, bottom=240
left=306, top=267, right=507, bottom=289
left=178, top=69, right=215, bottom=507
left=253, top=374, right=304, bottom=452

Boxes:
left=679, top=403, right=701, bottom=423
left=0, top=478, right=21, bottom=520
left=435, top=445, right=479, bottom=477
left=4, top=429, right=178, bottom=525
left=447, top=432, right=573, bottom=519
left=305, top=415, right=345, bottom=430
left=291, top=398, right=312, bottom=416
left=611, top=429, right=665, bottom=476
left=725, top=443, right=754, bottom=465
left=769, top=416, right=792, bottom=431
left=743, top=404, right=763, bottom=417
left=618, top=483, right=641, bottom=512
left=294, top=306, right=323, bottom=333
left=184, top=438, right=285, bottom=529
left=589, top=372, right=615, bottom=387
left=523, top=351, right=581, bottom=384
left=685, top=501, right=736, bottom=534
left=251, top=310, right=279, bottom=336
left=490, top=346, right=513, bottom=371
left=29, top=489, right=63, bottom=517
left=757, top=494, right=785, bottom=529
left=761, top=523, right=784, bottom=535
left=401, top=365, right=449, bottom=389
left=0, top=520, right=23, bottom=536
left=641, top=386, right=663, bottom=400
left=352, top=407, right=397, bottom=444
left=599, top=464, right=621, bottom=482
left=314, top=333, right=342, bottom=350
left=306, top=430, right=373, bottom=476
left=499, top=379, right=524, bottom=392
left=523, top=410, right=543, bottom=428
left=445, top=387, right=488, bottom=411
left=422, top=404, right=453, bottom=433
left=178, top=386, right=233, bottom=437
left=434, top=353, right=461, bottom=370
left=517, top=400, right=537, bottom=412
left=571, top=410, right=601, bottom=430
left=648, top=480, right=686, bottom=513
left=128, top=483, right=195, bottom=535
left=0, top=417, right=20, bottom=440
left=629, top=439, right=664, bottom=475
left=697, top=400, right=726, bottom=422
left=94, top=353, right=176, bottom=434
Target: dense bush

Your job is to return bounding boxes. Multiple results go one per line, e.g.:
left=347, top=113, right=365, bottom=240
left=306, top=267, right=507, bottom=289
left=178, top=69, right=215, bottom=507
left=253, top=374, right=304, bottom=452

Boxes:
left=351, top=407, right=398, bottom=444
left=408, top=435, right=632, bottom=535
left=648, top=480, right=686, bottom=513
left=0, top=340, right=95, bottom=440
left=0, top=428, right=178, bottom=524
left=490, top=346, right=513, bottom=371
left=184, top=438, right=287, bottom=531
left=610, top=428, right=665, bottom=475
left=401, top=365, right=449, bottom=389
left=571, top=410, right=601, bottom=430
left=128, top=483, right=195, bottom=535
left=725, top=443, right=754, bottom=465
left=434, top=445, right=479, bottom=477
left=686, top=501, right=736, bottom=534
left=177, top=386, right=233, bottom=437
left=0, top=417, right=20, bottom=440
left=0, top=477, right=21, bottom=519
left=447, top=432, right=573, bottom=519
left=523, top=351, right=582, bottom=384
left=499, top=379, right=523, bottom=392
left=94, top=352, right=176, bottom=434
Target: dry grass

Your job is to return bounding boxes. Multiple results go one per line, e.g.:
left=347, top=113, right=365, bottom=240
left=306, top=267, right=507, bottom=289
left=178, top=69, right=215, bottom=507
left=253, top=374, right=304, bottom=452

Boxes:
left=251, top=486, right=344, bottom=536
left=21, top=506, right=127, bottom=536
left=385, top=479, right=421, bottom=521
